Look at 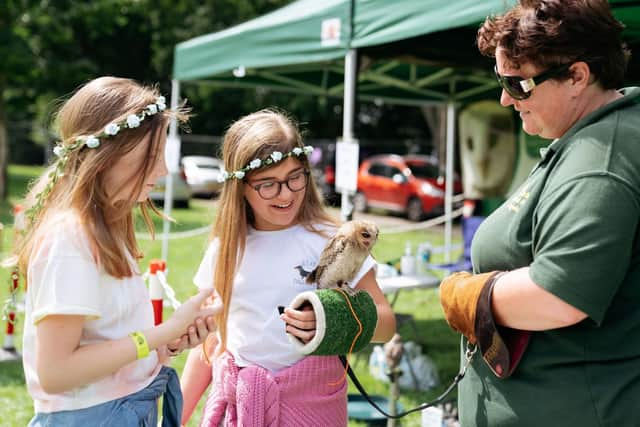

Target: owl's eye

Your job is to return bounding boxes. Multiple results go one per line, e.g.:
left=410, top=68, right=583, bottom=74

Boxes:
left=362, top=232, right=371, bottom=238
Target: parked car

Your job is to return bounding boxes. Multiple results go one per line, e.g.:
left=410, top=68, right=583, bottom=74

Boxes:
left=354, top=154, right=462, bottom=221
left=149, top=168, right=192, bottom=208
left=181, top=155, right=224, bottom=197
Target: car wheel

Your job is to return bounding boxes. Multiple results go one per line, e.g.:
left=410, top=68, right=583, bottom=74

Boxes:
left=407, top=198, right=424, bottom=222
left=353, top=192, right=368, bottom=213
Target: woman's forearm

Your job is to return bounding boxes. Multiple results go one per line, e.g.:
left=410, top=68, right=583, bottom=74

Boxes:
left=491, top=267, right=588, bottom=330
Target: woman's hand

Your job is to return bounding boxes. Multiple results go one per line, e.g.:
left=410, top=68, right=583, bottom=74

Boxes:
left=280, top=304, right=316, bottom=343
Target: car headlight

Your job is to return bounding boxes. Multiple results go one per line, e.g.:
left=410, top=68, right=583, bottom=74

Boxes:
left=420, top=183, right=444, bottom=197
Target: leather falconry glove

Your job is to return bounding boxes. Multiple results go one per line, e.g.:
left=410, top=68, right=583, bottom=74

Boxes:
left=440, top=271, right=531, bottom=379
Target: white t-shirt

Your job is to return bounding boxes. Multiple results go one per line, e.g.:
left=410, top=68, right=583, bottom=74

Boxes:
left=194, top=223, right=376, bottom=372
left=22, top=213, right=162, bottom=413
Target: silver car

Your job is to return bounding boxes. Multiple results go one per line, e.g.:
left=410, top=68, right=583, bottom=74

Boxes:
left=181, top=155, right=224, bottom=196
left=149, top=169, right=192, bottom=208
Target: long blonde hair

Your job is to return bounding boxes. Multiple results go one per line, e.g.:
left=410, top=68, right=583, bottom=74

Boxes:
left=211, top=109, right=336, bottom=353
left=16, top=77, right=188, bottom=279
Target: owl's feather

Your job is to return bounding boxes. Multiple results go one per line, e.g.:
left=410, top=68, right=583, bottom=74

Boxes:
left=306, top=234, right=348, bottom=284
left=305, top=220, right=379, bottom=293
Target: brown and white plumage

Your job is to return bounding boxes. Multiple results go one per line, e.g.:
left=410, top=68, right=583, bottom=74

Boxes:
left=305, top=220, right=379, bottom=295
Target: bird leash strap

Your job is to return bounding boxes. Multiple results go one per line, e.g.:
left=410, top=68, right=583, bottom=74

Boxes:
left=340, top=342, right=477, bottom=419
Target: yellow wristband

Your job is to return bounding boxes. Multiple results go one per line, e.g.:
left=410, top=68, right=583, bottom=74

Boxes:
left=129, top=331, right=149, bottom=359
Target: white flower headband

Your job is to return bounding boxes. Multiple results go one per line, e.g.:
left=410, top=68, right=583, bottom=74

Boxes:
left=218, top=145, right=314, bottom=183
left=26, top=96, right=167, bottom=221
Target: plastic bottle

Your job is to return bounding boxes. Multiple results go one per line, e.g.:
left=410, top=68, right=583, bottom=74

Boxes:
left=400, top=241, right=416, bottom=275
left=416, top=242, right=432, bottom=275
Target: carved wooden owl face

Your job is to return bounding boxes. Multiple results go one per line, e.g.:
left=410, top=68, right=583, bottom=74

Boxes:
left=459, top=101, right=516, bottom=199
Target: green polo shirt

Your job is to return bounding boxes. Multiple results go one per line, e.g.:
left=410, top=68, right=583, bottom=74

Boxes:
left=459, top=88, right=640, bottom=427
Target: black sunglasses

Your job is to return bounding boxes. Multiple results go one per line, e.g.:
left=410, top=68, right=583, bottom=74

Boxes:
left=494, top=64, right=571, bottom=100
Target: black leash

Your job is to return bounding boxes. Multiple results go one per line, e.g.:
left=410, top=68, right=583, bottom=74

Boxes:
left=340, top=343, right=477, bottom=419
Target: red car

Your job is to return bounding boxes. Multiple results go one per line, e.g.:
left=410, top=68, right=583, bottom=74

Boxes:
left=354, top=154, right=462, bottom=221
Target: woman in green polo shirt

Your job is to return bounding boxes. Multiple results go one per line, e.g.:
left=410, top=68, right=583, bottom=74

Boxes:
left=439, top=1, right=640, bottom=426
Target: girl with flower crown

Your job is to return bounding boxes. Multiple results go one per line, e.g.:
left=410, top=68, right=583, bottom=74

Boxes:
left=179, top=109, right=396, bottom=426
left=14, top=77, right=222, bottom=426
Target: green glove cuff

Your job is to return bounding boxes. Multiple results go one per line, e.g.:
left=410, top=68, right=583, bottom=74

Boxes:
left=287, top=289, right=378, bottom=356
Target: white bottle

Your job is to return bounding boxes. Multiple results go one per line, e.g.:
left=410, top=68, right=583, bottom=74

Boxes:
left=400, top=241, right=416, bottom=275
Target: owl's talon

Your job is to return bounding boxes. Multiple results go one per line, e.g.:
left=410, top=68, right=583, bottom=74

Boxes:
left=340, top=285, right=359, bottom=297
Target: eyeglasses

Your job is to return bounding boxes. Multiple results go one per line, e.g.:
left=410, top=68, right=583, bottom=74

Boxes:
left=494, top=64, right=571, bottom=100
left=247, top=170, right=310, bottom=200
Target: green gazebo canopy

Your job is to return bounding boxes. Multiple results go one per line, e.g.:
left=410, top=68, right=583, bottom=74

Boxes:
left=173, top=0, right=640, bottom=105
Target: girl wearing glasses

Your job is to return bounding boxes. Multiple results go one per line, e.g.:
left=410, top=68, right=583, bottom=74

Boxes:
left=439, top=1, right=640, bottom=426
left=180, top=109, right=395, bottom=426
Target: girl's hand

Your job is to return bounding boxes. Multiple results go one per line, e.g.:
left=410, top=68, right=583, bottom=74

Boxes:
left=280, top=305, right=316, bottom=343
left=165, top=289, right=222, bottom=340
left=167, top=315, right=217, bottom=355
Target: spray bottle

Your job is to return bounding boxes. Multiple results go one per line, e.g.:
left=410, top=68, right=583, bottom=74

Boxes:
left=400, top=241, right=416, bottom=275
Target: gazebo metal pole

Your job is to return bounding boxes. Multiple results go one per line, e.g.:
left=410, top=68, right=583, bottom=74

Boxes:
left=340, top=48, right=358, bottom=222
left=161, top=79, right=181, bottom=262
left=444, top=100, right=455, bottom=262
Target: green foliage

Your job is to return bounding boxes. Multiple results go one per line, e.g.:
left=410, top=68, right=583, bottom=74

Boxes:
left=3, top=0, right=435, bottom=167
left=1, top=164, right=42, bottom=224
left=4, top=0, right=294, bottom=117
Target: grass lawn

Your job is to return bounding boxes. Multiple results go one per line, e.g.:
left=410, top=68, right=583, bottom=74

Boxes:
left=0, top=164, right=461, bottom=427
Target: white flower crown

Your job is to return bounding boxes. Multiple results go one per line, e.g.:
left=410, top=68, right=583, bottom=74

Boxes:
left=26, top=96, right=167, bottom=221
left=218, top=145, right=314, bottom=183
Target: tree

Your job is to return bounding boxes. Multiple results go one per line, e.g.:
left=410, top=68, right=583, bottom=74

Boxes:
left=3, top=0, right=433, bottom=193
left=0, top=0, right=40, bottom=200
left=2, top=0, right=294, bottom=174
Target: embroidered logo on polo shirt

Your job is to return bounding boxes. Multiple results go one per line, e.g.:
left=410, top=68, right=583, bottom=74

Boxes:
left=508, top=185, right=530, bottom=212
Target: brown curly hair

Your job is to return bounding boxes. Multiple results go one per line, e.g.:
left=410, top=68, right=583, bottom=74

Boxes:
left=477, top=0, right=630, bottom=89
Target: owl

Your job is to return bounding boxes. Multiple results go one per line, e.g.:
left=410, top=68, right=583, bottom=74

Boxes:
left=299, top=220, right=379, bottom=296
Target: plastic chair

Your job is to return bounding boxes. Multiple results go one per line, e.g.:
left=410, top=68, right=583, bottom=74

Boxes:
left=427, top=215, right=485, bottom=274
